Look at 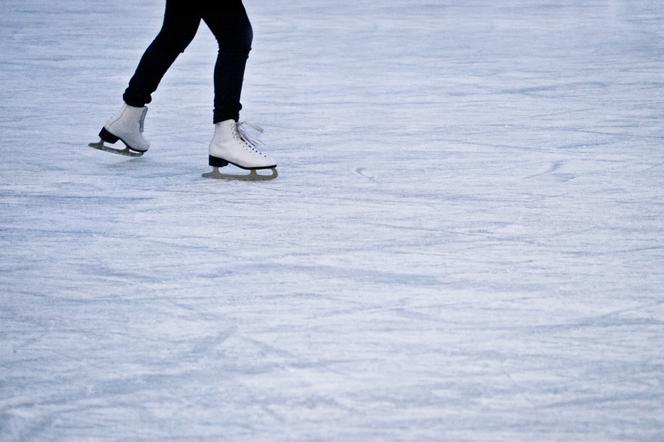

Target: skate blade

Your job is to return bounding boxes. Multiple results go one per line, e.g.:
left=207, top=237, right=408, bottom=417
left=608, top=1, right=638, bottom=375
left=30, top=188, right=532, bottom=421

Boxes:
left=88, top=140, right=144, bottom=157
left=202, top=166, right=278, bottom=181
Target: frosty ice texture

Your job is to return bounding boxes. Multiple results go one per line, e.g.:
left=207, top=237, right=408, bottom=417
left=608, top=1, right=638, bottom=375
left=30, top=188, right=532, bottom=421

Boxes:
left=1, top=0, right=663, bottom=439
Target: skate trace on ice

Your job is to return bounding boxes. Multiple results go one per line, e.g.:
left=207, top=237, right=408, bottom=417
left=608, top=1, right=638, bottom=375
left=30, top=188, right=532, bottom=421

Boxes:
left=1, top=0, right=664, bottom=440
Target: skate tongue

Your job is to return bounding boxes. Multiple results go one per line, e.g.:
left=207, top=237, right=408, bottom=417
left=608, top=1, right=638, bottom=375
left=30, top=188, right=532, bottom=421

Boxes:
left=139, top=107, right=148, bottom=133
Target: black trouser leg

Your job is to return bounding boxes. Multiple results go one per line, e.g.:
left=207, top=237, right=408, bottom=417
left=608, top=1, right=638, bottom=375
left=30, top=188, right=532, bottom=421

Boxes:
left=122, top=0, right=252, bottom=123
left=200, top=1, right=253, bottom=123
left=123, top=1, right=201, bottom=107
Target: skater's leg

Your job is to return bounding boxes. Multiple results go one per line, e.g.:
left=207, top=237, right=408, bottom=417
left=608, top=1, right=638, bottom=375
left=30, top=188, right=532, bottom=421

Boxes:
left=201, top=1, right=277, bottom=179
left=200, top=1, right=253, bottom=123
left=122, top=0, right=202, bottom=107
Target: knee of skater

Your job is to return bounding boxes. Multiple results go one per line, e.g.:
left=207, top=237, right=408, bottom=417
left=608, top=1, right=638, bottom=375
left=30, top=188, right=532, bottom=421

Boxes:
left=217, top=28, right=253, bottom=56
left=218, top=41, right=252, bottom=58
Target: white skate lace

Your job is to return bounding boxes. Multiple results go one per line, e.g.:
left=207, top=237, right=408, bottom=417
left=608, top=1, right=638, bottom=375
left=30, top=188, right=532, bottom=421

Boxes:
left=236, top=121, right=267, bottom=157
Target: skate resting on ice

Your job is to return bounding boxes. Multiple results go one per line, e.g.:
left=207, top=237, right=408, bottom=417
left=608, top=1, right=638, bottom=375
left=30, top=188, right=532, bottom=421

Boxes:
left=89, top=104, right=278, bottom=181
left=202, top=120, right=278, bottom=181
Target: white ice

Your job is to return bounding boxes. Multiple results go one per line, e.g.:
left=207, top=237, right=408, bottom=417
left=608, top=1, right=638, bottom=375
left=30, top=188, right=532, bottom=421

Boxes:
left=1, top=0, right=663, bottom=440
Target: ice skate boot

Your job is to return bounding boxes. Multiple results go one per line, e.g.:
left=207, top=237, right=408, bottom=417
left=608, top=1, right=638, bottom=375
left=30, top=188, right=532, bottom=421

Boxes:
left=89, top=104, right=150, bottom=157
left=203, top=119, right=278, bottom=181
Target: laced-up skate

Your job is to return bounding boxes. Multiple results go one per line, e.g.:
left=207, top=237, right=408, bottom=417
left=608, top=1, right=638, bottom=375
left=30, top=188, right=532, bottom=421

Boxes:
left=89, top=104, right=150, bottom=157
left=202, top=119, right=278, bottom=181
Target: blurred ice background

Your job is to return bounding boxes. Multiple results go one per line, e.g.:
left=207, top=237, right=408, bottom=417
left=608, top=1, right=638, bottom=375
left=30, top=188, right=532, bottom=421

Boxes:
left=1, top=0, right=663, bottom=440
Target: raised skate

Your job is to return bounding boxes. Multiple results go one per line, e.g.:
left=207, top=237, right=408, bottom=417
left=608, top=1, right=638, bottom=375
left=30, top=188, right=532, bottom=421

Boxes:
left=89, top=104, right=150, bottom=157
left=202, top=120, right=278, bottom=181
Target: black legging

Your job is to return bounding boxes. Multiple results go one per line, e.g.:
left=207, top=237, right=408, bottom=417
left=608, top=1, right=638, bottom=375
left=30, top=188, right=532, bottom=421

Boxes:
left=122, top=0, right=253, bottom=123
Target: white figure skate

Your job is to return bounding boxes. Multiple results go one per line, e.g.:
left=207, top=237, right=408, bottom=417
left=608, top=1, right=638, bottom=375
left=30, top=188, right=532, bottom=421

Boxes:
left=202, top=119, right=278, bottom=181
left=89, top=104, right=150, bottom=157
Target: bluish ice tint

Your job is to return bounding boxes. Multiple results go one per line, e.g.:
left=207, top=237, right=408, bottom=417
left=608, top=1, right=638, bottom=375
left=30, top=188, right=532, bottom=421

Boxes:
left=1, top=0, right=663, bottom=440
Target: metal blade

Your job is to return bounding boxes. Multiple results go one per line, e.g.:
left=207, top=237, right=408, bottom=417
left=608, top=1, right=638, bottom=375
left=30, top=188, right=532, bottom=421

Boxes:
left=202, top=167, right=278, bottom=181
left=88, top=140, right=144, bottom=157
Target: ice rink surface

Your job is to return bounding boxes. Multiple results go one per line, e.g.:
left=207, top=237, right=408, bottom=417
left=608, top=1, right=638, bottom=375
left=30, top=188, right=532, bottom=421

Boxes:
left=1, top=0, right=663, bottom=440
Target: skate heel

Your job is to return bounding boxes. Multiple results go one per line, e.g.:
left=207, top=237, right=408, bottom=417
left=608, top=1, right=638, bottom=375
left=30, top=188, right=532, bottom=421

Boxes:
left=209, top=155, right=229, bottom=168
left=99, top=127, right=120, bottom=144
